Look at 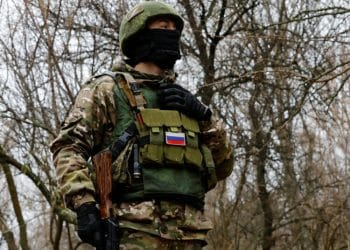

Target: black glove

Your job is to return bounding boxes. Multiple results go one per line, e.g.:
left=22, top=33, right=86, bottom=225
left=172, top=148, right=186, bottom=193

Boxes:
left=76, top=202, right=104, bottom=247
left=158, top=83, right=212, bottom=121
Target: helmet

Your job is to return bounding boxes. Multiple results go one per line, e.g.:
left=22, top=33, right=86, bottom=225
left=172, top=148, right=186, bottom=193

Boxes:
left=119, top=1, right=184, bottom=57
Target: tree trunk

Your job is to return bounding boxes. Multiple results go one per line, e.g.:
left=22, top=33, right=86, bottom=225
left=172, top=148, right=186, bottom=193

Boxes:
left=3, top=163, right=30, bottom=250
left=0, top=211, right=19, bottom=250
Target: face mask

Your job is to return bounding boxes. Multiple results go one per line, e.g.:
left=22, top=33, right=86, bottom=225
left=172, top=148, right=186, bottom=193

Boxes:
left=126, top=29, right=181, bottom=69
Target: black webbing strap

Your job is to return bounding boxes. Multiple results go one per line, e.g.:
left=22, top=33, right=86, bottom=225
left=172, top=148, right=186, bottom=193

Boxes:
left=109, top=123, right=137, bottom=162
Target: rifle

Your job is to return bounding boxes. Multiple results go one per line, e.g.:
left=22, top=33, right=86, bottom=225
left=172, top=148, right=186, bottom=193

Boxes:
left=92, top=150, right=120, bottom=250
left=91, top=123, right=138, bottom=249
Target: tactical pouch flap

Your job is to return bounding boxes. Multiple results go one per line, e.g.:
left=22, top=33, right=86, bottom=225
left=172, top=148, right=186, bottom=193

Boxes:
left=141, top=109, right=181, bottom=127
left=181, top=113, right=200, bottom=133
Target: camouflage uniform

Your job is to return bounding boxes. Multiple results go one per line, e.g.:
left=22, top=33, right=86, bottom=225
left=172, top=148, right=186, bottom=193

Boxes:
left=50, top=1, right=233, bottom=249
left=50, top=62, right=233, bottom=248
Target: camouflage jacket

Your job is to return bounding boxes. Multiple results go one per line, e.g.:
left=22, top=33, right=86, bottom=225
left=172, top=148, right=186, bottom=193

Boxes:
left=50, top=62, right=233, bottom=241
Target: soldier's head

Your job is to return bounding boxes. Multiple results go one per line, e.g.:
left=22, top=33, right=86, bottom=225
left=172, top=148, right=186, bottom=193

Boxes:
left=119, top=1, right=184, bottom=70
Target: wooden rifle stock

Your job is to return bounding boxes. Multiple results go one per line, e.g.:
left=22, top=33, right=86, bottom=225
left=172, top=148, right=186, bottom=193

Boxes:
left=92, top=150, right=119, bottom=250
left=93, top=150, right=113, bottom=219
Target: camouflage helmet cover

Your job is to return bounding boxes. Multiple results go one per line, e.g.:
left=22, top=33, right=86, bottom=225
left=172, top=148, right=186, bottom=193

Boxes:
left=119, top=1, right=184, bottom=57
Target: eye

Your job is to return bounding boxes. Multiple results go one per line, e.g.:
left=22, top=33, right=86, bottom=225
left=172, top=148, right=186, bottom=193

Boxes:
left=148, top=19, right=176, bottom=30
left=159, top=20, right=169, bottom=29
left=160, top=20, right=176, bottom=30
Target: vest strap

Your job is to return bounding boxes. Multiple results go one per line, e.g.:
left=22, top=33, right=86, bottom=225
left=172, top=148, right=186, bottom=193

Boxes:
left=99, top=70, right=147, bottom=111
left=117, top=72, right=147, bottom=110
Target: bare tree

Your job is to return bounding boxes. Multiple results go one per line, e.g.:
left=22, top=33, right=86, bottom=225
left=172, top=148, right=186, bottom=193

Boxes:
left=196, top=0, right=350, bottom=249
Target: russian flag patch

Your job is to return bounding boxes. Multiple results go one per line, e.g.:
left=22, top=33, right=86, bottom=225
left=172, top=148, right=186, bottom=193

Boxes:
left=165, top=132, right=186, bottom=146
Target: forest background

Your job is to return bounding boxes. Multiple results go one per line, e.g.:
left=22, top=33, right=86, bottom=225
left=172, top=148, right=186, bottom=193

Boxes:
left=0, top=0, right=349, bottom=249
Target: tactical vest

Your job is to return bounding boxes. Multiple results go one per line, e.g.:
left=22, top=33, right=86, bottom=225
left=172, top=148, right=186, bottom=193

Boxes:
left=106, top=72, right=217, bottom=209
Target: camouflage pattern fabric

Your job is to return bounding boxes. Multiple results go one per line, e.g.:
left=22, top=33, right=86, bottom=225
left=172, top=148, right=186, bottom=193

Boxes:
left=115, top=200, right=213, bottom=242
left=51, top=73, right=117, bottom=208
left=120, top=230, right=204, bottom=250
left=50, top=61, right=233, bottom=243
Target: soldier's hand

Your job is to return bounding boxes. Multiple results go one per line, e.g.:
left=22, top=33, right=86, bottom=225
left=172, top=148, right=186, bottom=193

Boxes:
left=158, top=83, right=212, bottom=121
left=75, top=202, right=104, bottom=247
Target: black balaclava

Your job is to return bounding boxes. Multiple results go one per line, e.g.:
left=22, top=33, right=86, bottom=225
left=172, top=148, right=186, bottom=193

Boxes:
left=126, top=29, right=181, bottom=69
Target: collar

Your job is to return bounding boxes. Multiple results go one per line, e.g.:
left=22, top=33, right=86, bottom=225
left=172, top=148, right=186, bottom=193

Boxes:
left=111, top=61, right=177, bottom=85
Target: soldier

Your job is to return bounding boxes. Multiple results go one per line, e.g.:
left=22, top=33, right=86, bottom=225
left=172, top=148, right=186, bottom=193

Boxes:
left=50, top=1, right=233, bottom=249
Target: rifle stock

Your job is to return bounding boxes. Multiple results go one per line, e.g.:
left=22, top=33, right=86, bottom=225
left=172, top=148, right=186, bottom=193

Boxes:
left=92, top=150, right=119, bottom=250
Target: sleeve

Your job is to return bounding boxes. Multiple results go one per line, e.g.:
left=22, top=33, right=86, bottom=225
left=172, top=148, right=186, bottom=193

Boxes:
left=50, top=77, right=117, bottom=209
left=200, top=117, right=234, bottom=181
